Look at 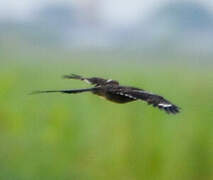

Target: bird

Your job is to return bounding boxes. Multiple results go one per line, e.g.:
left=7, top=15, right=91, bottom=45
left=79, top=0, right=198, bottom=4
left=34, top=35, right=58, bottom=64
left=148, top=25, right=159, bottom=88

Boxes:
left=32, top=74, right=180, bottom=114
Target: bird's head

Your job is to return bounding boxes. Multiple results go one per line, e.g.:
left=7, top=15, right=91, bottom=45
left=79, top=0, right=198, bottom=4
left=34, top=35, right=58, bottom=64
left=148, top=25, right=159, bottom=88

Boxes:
left=106, top=79, right=119, bottom=85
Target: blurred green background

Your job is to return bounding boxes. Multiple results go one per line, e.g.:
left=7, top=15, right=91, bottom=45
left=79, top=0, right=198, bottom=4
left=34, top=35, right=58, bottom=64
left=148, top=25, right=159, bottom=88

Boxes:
left=1, top=51, right=213, bottom=180
left=1, top=0, right=213, bottom=179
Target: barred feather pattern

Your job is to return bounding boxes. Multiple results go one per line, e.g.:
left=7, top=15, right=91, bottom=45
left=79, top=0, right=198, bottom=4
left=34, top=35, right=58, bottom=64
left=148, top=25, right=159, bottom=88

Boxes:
left=108, top=87, right=180, bottom=114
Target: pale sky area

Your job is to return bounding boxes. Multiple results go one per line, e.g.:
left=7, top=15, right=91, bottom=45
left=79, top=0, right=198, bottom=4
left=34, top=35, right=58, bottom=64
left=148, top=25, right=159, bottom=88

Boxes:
left=0, top=0, right=213, bottom=25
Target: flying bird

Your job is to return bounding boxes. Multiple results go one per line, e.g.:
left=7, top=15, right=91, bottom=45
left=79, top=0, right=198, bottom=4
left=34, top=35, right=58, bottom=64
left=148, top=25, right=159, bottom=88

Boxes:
left=32, top=74, right=180, bottom=114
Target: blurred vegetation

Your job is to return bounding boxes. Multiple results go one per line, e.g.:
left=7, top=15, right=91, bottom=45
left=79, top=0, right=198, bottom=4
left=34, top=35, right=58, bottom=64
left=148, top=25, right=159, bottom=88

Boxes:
left=0, top=53, right=213, bottom=180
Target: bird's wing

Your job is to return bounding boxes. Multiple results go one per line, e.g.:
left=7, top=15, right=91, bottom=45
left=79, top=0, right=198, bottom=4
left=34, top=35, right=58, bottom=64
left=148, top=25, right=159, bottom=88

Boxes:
left=63, top=74, right=119, bottom=86
left=63, top=74, right=91, bottom=84
left=112, top=88, right=180, bottom=114
left=30, top=87, right=99, bottom=95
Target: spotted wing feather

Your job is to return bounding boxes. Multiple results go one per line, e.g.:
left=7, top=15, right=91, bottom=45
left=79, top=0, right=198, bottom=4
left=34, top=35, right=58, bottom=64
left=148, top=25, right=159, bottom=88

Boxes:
left=112, top=88, right=180, bottom=114
left=130, top=90, right=180, bottom=114
left=63, top=74, right=118, bottom=86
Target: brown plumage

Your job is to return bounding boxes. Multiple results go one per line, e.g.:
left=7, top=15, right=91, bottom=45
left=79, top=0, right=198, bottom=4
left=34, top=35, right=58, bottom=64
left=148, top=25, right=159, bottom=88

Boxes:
left=32, top=74, right=180, bottom=114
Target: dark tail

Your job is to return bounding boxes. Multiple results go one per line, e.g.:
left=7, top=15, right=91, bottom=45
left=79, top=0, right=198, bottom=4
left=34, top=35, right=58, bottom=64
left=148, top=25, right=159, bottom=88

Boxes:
left=30, top=87, right=97, bottom=95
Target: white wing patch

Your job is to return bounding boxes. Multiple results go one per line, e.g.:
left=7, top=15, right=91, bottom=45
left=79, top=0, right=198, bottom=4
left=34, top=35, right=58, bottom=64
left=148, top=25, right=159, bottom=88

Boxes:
left=107, top=79, right=113, bottom=83
left=83, top=79, right=91, bottom=84
left=158, top=103, right=172, bottom=107
left=116, top=92, right=137, bottom=100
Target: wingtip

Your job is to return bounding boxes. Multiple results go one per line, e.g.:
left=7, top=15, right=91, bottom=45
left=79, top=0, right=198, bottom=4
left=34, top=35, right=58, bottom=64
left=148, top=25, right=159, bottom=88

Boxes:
left=63, top=75, right=69, bottom=79
left=29, top=91, right=42, bottom=95
left=166, top=105, right=181, bottom=114
left=62, top=73, right=83, bottom=79
left=62, top=74, right=71, bottom=79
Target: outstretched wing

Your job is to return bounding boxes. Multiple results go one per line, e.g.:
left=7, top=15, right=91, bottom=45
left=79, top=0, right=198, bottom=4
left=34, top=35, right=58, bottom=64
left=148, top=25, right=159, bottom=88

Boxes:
left=63, top=74, right=119, bottom=86
left=113, top=87, right=180, bottom=114
left=30, top=87, right=98, bottom=95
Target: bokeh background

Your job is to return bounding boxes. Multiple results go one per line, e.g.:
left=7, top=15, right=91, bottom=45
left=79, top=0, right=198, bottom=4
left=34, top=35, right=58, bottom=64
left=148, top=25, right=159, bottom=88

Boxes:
left=1, top=0, right=213, bottom=179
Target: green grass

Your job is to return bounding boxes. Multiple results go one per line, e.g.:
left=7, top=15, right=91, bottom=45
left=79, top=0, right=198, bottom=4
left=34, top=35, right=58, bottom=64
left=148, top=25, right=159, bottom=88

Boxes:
left=0, top=57, right=213, bottom=180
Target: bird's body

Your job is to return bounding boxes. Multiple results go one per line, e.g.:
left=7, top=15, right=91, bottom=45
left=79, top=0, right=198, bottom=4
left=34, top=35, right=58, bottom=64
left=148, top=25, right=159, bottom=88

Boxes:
left=33, top=74, right=180, bottom=114
left=93, top=85, right=137, bottom=103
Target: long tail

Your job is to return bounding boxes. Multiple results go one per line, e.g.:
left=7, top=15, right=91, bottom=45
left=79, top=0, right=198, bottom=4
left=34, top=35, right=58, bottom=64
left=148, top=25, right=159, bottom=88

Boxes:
left=30, top=87, right=97, bottom=95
